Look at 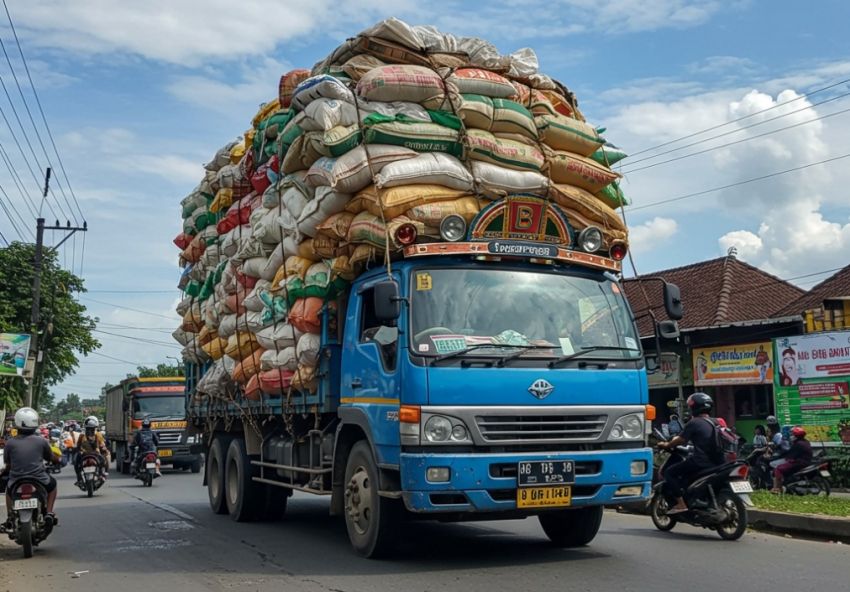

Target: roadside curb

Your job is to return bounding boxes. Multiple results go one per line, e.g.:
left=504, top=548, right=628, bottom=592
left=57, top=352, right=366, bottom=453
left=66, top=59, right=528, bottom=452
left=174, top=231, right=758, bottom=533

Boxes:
left=747, top=508, right=850, bottom=542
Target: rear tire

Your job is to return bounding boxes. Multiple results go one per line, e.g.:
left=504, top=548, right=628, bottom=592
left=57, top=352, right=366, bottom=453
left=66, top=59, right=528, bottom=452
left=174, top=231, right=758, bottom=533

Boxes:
left=258, top=485, right=289, bottom=522
left=20, top=520, right=33, bottom=558
left=538, top=506, right=603, bottom=547
left=86, top=480, right=94, bottom=498
left=812, top=476, right=831, bottom=497
left=191, top=457, right=202, bottom=474
left=715, top=490, right=747, bottom=541
left=649, top=493, right=677, bottom=532
left=207, top=435, right=231, bottom=515
left=225, top=438, right=262, bottom=522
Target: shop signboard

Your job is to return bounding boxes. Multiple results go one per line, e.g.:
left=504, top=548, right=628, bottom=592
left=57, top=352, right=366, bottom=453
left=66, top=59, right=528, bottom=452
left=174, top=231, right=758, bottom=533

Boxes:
left=773, top=331, right=850, bottom=444
left=692, top=342, right=774, bottom=386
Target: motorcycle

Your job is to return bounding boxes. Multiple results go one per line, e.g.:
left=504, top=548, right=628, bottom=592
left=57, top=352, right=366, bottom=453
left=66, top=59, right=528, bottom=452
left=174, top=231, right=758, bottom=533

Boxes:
left=76, top=453, right=106, bottom=497
left=2, top=478, right=56, bottom=558
left=779, top=453, right=832, bottom=496
left=134, top=451, right=159, bottom=487
left=649, top=430, right=754, bottom=540
left=744, top=446, right=772, bottom=490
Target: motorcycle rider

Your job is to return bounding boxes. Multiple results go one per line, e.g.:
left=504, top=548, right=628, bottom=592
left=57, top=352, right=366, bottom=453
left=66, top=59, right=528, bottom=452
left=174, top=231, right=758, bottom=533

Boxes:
left=74, top=416, right=109, bottom=485
left=0, top=408, right=61, bottom=532
left=657, top=393, right=725, bottom=514
left=771, top=426, right=813, bottom=493
left=766, top=416, right=789, bottom=453
left=131, top=417, right=161, bottom=476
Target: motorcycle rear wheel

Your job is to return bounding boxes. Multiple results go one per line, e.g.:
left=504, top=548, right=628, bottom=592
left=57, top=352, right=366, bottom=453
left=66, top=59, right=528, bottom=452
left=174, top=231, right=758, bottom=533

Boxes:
left=20, top=520, right=33, bottom=558
left=86, top=480, right=94, bottom=498
left=811, top=476, right=831, bottom=497
left=649, top=494, right=676, bottom=531
left=715, top=491, right=747, bottom=540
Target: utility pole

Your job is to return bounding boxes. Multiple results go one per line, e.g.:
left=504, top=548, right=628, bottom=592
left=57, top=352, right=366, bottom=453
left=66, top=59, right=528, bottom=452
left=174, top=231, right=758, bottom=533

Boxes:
left=25, top=168, right=88, bottom=408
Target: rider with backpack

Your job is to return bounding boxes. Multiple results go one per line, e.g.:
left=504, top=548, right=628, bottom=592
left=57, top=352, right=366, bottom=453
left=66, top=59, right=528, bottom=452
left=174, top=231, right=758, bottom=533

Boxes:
left=657, top=393, right=729, bottom=514
left=131, top=418, right=161, bottom=476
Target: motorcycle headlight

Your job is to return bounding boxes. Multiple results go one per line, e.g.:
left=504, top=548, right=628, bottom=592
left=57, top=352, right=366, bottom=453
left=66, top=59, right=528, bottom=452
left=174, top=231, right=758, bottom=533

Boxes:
left=609, top=413, right=645, bottom=441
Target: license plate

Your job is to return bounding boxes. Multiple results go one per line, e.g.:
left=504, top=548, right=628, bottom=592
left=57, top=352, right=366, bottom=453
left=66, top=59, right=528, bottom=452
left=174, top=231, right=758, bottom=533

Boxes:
left=517, top=485, right=572, bottom=508
left=146, top=463, right=157, bottom=469
left=13, top=498, right=38, bottom=510
left=83, top=466, right=96, bottom=474
left=730, top=480, right=753, bottom=493
left=517, top=460, right=575, bottom=487
left=158, top=449, right=172, bottom=458
left=820, top=470, right=831, bottom=478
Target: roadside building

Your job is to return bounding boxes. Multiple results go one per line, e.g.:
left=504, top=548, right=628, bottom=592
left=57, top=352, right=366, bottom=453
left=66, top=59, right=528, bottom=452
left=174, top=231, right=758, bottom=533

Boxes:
left=624, top=252, right=804, bottom=440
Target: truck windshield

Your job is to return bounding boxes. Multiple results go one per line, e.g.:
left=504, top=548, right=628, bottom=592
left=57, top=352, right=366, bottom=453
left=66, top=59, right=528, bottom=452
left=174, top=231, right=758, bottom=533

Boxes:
left=410, top=267, right=640, bottom=360
left=133, top=396, right=185, bottom=420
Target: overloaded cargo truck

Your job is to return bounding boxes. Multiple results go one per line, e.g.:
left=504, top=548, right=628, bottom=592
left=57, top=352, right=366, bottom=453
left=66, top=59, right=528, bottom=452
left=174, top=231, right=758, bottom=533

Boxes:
left=105, top=376, right=202, bottom=473
left=178, top=19, right=684, bottom=557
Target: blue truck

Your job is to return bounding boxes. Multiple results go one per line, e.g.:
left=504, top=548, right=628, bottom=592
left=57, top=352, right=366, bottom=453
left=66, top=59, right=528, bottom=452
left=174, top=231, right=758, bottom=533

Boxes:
left=185, top=197, right=683, bottom=557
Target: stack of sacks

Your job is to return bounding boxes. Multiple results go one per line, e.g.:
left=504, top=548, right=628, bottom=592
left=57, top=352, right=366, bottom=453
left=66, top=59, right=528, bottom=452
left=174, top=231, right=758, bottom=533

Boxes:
left=176, top=17, right=634, bottom=401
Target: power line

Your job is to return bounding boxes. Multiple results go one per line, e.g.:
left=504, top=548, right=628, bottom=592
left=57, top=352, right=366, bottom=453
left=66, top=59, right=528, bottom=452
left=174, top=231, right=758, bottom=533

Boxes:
left=0, top=183, right=33, bottom=239
left=620, top=91, right=850, bottom=173
left=629, top=152, right=850, bottom=212
left=626, top=76, right=850, bottom=159
left=87, top=289, right=177, bottom=294
left=92, top=328, right=182, bottom=349
left=0, top=141, right=35, bottom=216
left=2, top=0, right=84, bottom=222
left=98, top=321, right=175, bottom=332
left=89, top=351, right=150, bottom=365
left=79, top=296, right=179, bottom=320
left=0, top=226, right=7, bottom=245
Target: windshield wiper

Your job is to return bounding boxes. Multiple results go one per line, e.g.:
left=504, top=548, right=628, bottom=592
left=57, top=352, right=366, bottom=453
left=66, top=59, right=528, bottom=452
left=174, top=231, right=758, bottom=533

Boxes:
left=496, top=345, right=560, bottom=367
left=548, top=346, right=639, bottom=369
left=431, top=343, right=531, bottom=365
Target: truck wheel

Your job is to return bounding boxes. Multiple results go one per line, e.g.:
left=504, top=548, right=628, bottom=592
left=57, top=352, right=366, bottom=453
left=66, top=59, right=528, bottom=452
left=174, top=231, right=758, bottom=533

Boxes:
left=258, top=485, right=289, bottom=522
left=191, top=457, right=202, bottom=474
left=343, top=441, right=399, bottom=558
left=538, top=506, right=603, bottom=547
left=207, top=436, right=230, bottom=515
left=115, top=444, right=125, bottom=474
left=225, top=438, right=262, bottom=522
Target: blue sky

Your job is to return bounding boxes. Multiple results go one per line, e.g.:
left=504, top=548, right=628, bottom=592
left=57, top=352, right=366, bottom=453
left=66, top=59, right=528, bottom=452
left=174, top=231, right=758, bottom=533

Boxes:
left=0, top=1, right=848, bottom=398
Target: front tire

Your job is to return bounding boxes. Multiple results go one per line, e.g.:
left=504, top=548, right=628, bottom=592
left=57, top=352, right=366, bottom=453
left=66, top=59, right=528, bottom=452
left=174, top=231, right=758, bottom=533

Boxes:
left=20, top=520, right=33, bottom=558
left=538, top=506, right=603, bottom=547
left=649, top=493, right=677, bottom=531
left=191, top=457, right=203, bottom=474
left=343, top=441, right=399, bottom=558
left=715, top=490, right=747, bottom=540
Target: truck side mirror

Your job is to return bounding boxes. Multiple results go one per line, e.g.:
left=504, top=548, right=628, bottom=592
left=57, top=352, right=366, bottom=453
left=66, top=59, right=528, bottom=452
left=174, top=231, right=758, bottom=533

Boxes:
left=657, top=320, right=680, bottom=340
left=663, top=282, right=683, bottom=321
left=373, top=280, right=401, bottom=322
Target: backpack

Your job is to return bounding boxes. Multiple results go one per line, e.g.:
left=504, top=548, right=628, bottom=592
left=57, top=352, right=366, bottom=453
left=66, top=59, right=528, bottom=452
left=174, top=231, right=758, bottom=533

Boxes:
left=701, top=417, right=739, bottom=462
left=137, top=429, right=155, bottom=451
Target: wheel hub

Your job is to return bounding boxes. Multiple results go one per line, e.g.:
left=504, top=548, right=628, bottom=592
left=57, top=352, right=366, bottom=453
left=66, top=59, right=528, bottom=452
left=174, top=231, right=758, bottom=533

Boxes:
left=345, top=467, right=371, bottom=535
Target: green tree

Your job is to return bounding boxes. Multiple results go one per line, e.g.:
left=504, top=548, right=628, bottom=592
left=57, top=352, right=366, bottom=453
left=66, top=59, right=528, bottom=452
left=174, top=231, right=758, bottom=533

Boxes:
left=136, top=363, right=184, bottom=378
left=53, top=392, right=83, bottom=421
left=0, top=242, right=100, bottom=410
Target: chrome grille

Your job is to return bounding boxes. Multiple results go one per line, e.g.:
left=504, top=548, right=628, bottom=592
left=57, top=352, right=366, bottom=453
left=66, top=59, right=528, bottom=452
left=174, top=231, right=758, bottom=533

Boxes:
left=475, top=414, right=607, bottom=443
left=156, top=431, right=182, bottom=445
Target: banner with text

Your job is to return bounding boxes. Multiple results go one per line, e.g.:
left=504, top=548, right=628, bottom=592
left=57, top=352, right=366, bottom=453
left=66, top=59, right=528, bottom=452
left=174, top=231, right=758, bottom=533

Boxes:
left=693, top=342, right=774, bottom=386
left=0, top=333, right=31, bottom=377
left=773, top=332, right=850, bottom=444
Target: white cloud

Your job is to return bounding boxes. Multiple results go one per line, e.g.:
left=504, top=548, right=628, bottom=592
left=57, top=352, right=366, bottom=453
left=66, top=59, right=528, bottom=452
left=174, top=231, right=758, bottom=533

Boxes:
left=628, top=216, right=678, bottom=253
left=8, top=1, right=728, bottom=65
left=687, top=55, right=758, bottom=76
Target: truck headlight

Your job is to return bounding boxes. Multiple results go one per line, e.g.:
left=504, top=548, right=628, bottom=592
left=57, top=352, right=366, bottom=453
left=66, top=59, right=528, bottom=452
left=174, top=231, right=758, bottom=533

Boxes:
left=422, top=414, right=471, bottom=444
left=608, top=413, right=644, bottom=441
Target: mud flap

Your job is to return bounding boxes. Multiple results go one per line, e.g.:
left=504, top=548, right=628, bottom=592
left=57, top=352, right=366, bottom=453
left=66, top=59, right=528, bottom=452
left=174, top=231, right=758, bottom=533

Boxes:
left=17, top=509, right=33, bottom=525
left=737, top=493, right=754, bottom=507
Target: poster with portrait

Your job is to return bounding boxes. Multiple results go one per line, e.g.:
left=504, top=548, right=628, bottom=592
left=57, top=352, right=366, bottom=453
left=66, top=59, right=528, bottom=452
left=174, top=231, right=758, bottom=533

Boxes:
left=773, top=331, right=850, bottom=444
left=692, top=342, right=774, bottom=386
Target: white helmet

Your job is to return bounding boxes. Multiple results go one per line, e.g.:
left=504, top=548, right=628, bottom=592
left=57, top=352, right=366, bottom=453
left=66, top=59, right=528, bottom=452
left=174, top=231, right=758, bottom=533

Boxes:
left=14, top=407, right=40, bottom=430
left=84, top=416, right=100, bottom=429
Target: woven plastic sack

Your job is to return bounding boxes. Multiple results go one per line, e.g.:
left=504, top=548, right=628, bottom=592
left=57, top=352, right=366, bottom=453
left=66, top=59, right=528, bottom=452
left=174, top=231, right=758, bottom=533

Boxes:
left=201, top=337, right=228, bottom=361
left=224, top=331, right=261, bottom=361
left=255, top=323, right=303, bottom=351
left=290, top=364, right=318, bottom=393
left=305, top=145, right=417, bottom=194
left=288, top=297, right=324, bottom=334
left=470, top=161, right=549, bottom=198
left=550, top=184, right=627, bottom=233
left=590, top=143, right=628, bottom=167
left=350, top=184, right=470, bottom=219
left=297, top=186, right=351, bottom=237
left=258, top=368, right=295, bottom=396
left=296, top=332, right=322, bottom=367
left=406, top=196, right=482, bottom=225
left=232, top=348, right=264, bottom=385
left=546, top=150, right=620, bottom=193
left=466, top=129, right=544, bottom=171
left=291, top=75, right=354, bottom=111
left=363, top=117, right=463, bottom=157
left=279, top=69, right=311, bottom=108
left=260, top=237, right=300, bottom=281
left=536, top=114, right=603, bottom=157
left=357, top=65, right=457, bottom=109
left=316, top=212, right=355, bottom=240
left=447, top=68, right=515, bottom=97
left=596, top=181, right=630, bottom=209
left=260, top=347, right=297, bottom=371
left=374, top=152, right=473, bottom=191
left=341, top=54, right=387, bottom=80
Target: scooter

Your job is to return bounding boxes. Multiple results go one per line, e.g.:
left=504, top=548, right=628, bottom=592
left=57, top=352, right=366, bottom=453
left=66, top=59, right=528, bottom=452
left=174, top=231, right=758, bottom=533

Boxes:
left=780, top=453, right=832, bottom=496
left=649, top=430, right=754, bottom=540
left=76, top=453, right=106, bottom=497
left=2, top=478, right=56, bottom=558
left=133, top=451, right=160, bottom=487
left=744, top=446, right=772, bottom=490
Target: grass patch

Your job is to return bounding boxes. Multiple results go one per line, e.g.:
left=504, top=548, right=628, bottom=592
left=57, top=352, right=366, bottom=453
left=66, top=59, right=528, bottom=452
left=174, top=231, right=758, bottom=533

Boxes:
left=751, top=491, right=850, bottom=517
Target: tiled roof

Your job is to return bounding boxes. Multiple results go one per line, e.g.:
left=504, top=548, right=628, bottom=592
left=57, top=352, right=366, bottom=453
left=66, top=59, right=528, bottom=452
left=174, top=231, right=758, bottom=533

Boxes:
left=623, top=256, right=806, bottom=336
left=775, top=263, right=850, bottom=317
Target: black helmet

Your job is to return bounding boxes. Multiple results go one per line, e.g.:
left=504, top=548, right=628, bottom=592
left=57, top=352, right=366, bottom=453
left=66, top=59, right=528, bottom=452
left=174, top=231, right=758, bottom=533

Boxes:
left=687, top=392, right=713, bottom=415
left=142, top=418, right=152, bottom=429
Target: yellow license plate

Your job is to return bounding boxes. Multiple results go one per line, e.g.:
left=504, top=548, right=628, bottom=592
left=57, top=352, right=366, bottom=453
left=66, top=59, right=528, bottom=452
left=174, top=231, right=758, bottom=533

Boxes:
left=516, top=485, right=572, bottom=509
left=158, top=449, right=173, bottom=457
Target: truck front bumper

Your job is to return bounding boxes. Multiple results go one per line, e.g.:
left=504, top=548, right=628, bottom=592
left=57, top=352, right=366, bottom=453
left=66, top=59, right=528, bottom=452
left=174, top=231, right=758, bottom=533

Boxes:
left=157, top=445, right=198, bottom=465
left=399, top=448, right=652, bottom=514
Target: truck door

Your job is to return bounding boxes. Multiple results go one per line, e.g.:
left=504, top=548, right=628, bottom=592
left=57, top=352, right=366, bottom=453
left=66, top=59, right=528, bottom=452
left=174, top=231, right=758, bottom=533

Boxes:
left=341, top=278, right=402, bottom=462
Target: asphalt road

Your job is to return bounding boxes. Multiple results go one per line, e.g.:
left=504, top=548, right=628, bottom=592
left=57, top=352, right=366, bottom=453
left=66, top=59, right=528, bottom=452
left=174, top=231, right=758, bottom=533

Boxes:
left=2, top=467, right=846, bottom=592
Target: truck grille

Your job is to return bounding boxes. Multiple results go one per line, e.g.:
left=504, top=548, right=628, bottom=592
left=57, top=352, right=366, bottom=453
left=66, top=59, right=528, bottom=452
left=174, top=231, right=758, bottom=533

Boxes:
left=156, top=431, right=182, bottom=445
left=475, top=414, right=607, bottom=443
